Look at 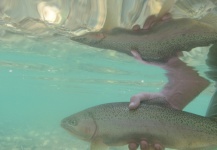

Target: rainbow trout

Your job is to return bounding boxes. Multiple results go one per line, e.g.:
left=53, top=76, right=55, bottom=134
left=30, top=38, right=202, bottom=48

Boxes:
left=61, top=101, right=217, bottom=150
left=71, top=17, right=217, bottom=62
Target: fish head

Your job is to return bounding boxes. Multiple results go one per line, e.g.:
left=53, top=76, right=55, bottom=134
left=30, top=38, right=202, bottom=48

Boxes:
left=61, top=111, right=96, bottom=141
left=71, top=32, right=105, bottom=46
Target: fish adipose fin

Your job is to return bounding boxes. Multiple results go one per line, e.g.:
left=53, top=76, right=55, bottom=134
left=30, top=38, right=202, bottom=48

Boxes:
left=90, top=139, right=109, bottom=150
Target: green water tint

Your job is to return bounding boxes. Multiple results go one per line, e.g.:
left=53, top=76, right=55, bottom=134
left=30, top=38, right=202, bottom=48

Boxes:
left=0, top=36, right=212, bottom=150
left=0, top=0, right=216, bottom=149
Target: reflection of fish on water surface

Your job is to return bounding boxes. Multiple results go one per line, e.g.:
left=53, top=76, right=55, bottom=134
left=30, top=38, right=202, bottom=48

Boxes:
left=71, top=14, right=217, bottom=62
left=61, top=100, right=217, bottom=150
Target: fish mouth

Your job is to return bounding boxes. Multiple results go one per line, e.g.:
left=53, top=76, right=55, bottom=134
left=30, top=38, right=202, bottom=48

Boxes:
left=61, top=118, right=75, bottom=133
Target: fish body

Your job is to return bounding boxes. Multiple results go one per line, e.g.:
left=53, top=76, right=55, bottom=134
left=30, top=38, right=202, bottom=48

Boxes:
left=61, top=101, right=217, bottom=150
left=71, top=18, right=217, bottom=62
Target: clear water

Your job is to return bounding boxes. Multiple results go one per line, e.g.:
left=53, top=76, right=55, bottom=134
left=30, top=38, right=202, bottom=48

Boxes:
left=0, top=0, right=216, bottom=149
left=0, top=34, right=214, bottom=150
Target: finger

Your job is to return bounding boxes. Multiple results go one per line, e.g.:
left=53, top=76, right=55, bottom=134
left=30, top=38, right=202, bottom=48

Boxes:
left=130, top=50, right=163, bottom=67
left=129, top=92, right=166, bottom=109
left=129, top=95, right=141, bottom=109
left=131, top=50, right=150, bottom=65
left=143, top=15, right=157, bottom=30
left=132, top=24, right=141, bottom=31
left=140, top=140, right=148, bottom=150
left=131, top=50, right=143, bottom=61
left=161, top=12, right=172, bottom=21
left=128, top=142, right=139, bottom=150
left=154, top=143, right=164, bottom=150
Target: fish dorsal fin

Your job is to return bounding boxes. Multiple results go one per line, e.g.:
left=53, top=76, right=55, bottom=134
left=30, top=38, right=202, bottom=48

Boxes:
left=157, top=0, right=176, bottom=19
left=199, top=13, right=217, bottom=28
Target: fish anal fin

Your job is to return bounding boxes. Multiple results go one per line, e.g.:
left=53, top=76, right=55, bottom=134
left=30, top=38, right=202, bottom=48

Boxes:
left=90, top=139, right=109, bottom=150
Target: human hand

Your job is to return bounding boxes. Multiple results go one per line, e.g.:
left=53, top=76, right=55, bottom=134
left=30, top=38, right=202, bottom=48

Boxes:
left=128, top=141, right=164, bottom=150
left=129, top=92, right=166, bottom=110
left=127, top=92, right=166, bottom=150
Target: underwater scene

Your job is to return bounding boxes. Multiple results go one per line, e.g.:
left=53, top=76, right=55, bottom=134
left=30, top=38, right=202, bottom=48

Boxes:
left=0, top=0, right=217, bottom=150
left=0, top=34, right=213, bottom=150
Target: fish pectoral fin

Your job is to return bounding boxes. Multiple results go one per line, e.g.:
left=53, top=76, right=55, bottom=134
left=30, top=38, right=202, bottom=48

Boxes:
left=90, top=139, right=109, bottom=150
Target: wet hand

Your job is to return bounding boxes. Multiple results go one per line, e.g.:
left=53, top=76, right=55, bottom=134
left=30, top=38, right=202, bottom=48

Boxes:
left=128, top=141, right=164, bottom=150
left=128, top=93, right=166, bottom=150
left=129, top=92, right=166, bottom=109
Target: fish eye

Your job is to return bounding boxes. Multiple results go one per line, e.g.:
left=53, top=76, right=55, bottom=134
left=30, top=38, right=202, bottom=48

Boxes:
left=68, top=119, right=78, bottom=126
